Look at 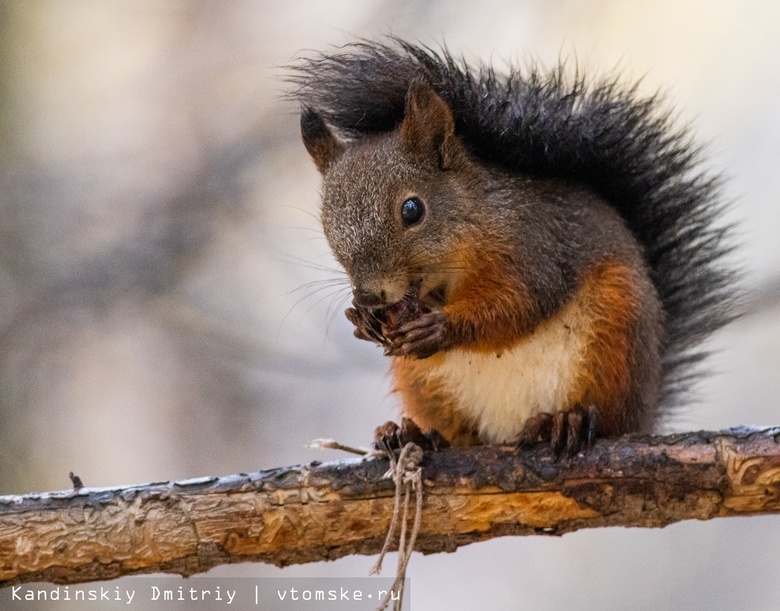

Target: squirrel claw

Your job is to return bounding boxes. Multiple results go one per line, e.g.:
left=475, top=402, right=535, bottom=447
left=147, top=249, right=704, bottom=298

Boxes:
left=515, top=404, right=601, bottom=459
left=374, top=417, right=450, bottom=454
left=345, top=307, right=384, bottom=345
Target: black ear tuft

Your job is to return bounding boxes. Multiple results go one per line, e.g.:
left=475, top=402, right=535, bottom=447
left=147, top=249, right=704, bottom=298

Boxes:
left=301, top=106, right=344, bottom=172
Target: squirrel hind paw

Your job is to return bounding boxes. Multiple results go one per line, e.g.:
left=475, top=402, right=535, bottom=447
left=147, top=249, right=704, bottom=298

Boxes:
left=373, top=417, right=451, bottom=454
left=514, top=405, right=601, bottom=459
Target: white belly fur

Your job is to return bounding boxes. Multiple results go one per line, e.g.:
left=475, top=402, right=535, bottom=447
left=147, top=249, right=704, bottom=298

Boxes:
left=428, top=303, right=588, bottom=444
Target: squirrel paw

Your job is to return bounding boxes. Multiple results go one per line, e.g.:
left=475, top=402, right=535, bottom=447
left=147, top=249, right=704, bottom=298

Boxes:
left=345, top=306, right=385, bottom=345
left=385, top=310, right=452, bottom=359
left=374, top=417, right=451, bottom=453
left=514, top=404, right=601, bottom=458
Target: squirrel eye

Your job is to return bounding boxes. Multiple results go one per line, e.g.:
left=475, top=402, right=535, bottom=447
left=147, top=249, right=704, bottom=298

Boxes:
left=401, top=197, right=425, bottom=228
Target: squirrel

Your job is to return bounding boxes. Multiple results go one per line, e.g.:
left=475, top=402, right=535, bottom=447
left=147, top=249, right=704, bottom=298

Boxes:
left=291, top=39, right=736, bottom=456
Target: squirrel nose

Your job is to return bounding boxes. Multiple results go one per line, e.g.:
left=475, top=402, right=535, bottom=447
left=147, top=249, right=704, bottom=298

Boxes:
left=353, top=288, right=385, bottom=308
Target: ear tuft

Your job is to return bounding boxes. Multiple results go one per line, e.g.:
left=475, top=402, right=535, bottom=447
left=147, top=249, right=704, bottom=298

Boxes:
left=400, top=76, right=459, bottom=169
left=301, top=107, right=344, bottom=173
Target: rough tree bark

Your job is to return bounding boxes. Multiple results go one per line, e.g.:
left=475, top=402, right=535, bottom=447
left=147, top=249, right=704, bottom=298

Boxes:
left=1, top=427, right=779, bottom=587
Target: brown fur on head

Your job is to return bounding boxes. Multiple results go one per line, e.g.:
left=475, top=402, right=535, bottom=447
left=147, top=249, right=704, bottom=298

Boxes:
left=300, top=77, right=480, bottom=309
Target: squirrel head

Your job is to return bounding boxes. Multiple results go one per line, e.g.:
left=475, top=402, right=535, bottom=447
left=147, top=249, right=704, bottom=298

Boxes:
left=301, top=76, right=480, bottom=309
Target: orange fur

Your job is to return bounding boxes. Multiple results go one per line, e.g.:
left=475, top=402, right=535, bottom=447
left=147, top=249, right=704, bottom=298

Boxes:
left=441, top=238, right=535, bottom=353
left=391, top=355, right=482, bottom=446
left=566, top=261, right=643, bottom=435
left=392, top=257, right=646, bottom=444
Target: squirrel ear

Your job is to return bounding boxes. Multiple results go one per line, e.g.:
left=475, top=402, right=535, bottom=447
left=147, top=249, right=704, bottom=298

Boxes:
left=301, top=107, right=344, bottom=173
left=400, top=76, right=459, bottom=169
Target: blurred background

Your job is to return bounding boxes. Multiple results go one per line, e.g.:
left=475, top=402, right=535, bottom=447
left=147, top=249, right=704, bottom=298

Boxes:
left=1, top=1, right=779, bottom=609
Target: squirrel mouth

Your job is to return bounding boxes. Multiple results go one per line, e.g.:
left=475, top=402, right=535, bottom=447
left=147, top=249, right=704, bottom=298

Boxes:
left=422, top=282, right=447, bottom=307
left=376, top=281, right=446, bottom=322
left=373, top=281, right=424, bottom=324
left=351, top=282, right=430, bottom=348
left=351, top=280, right=445, bottom=348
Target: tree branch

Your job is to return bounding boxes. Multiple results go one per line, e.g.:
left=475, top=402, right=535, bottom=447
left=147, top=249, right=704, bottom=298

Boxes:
left=2, top=427, right=779, bottom=587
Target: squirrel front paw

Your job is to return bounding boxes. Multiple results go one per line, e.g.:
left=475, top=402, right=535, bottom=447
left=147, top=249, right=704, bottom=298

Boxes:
left=374, top=417, right=450, bottom=453
left=345, top=306, right=385, bottom=345
left=515, top=404, right=601, bottom=458
left=345, top=293, right=451, bottom=358
left=385, top=310, right=452, bottom=358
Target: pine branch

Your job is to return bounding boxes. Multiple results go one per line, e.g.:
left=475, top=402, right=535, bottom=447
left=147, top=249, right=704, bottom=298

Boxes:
left=1, top=427, right=779, bottom=587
